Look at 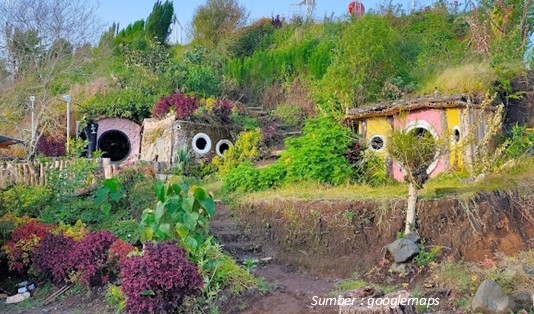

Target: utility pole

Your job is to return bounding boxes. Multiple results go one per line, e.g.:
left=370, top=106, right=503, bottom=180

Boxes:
left=30, top=96, right=36, bottom=146
left=64, top=95, right=71, bottom=154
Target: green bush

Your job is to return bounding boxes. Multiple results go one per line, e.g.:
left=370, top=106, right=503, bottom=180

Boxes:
left=213, top=129, right=262, bottom=178
left=223, top=161, right=259, bottom=193
left=281, top=116, right=353, bottom=185
left=1, top=185, right=51, bottom=217
left=274, top=104, right=304, bottom=128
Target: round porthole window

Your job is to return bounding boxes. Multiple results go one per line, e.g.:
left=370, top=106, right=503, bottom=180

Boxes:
left=192, top=133, right=212, bottom=155
left=216, top=140, right=233, bottom=157
left=98, top=130, right=131, bottom=162
left=452, top=126, right=461, bottom=144
left=368, top=135, right=385, bottom=152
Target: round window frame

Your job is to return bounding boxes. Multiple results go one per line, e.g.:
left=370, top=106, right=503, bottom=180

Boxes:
left=368, top=135, right=386, bottom=152
left=404, top=120, right=440, bottom=175
left=192, top=133, right=212, bottom=155
left=215, top=139, right=233, bottom=157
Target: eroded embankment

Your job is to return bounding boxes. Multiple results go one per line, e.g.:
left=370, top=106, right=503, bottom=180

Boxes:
left=235, top=191, right=534, bottom=278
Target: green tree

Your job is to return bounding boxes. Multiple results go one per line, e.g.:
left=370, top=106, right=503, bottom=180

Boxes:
left=386, top=127, right=440, bottom=235
left=146, top=1, right=174, bottom=43
left=191, top=0, right=249, bottom=49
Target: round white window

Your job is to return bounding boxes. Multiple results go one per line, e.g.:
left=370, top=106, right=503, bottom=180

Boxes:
left=368, top=135, right=385, bottom=152
left=216, top=140, right=233, bottom=157
left=192, top=133, right=212, bottom=155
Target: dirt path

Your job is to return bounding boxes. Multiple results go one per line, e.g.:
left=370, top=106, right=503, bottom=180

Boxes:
left=211, top=205, right=338, bottom=314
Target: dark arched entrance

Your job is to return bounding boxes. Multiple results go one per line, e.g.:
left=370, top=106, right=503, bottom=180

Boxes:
left=98, top=130, right=131, bottom=162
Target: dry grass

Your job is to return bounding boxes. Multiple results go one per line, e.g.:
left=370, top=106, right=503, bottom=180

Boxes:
left=422, top=63, right=496, bottom=95
left=242, top=181, right=408, bottom=203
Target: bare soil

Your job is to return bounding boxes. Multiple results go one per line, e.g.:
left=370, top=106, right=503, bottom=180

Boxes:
left=212, top=206, right=337, bottom=314
left=235, top=191, right=534, bottom=278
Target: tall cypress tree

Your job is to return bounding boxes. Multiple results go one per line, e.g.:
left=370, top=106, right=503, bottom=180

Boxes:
left=146, top=1, right=174, bottom=43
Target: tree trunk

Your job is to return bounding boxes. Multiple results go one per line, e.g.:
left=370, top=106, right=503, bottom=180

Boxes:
left=405, top=182, right=418, bottom=234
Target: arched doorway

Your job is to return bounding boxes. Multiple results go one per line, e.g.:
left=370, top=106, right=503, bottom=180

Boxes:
left=98, top=130, right=131, bottom=162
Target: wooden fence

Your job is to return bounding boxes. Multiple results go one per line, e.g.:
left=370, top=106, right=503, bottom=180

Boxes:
left=0, top=158, right=112, bottom=189
left=0, top=158, right=170, bottom=189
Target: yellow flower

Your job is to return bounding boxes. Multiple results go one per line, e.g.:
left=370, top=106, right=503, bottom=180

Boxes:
left=471, top=275, right=478, bottom=282
left=402, top=282, right=409, bottom=288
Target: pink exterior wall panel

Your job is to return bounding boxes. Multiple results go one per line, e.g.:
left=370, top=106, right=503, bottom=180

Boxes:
left=392, top=108, right=446, bottom=181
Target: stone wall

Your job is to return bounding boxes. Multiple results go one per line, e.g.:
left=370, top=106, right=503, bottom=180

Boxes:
left=172, top=120, right=239, bottom=163
left=140, top=117, right=239, bottom=164
left=140, top=116, right=174, bottom=163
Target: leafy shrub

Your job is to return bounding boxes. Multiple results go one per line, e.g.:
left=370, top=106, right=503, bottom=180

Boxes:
left=105, top=284, right=126, bottom=311
left=281, top=116, right=353, bottom=185
left=0, top=215, right=35, bottom=248
left=33, top=233, right=76, bottom=282
left=107, top=220, right=141, bottom=244
left=223, top=162, right=259, bottom=193
left=69, top=231, right=117, bottom=287
left=274, top=104, right=304, bottom=128
left=40, top=197, right=98, bottom=225
left=212, top=129, right=262, bottom=178
left=50, top=220, right=87, bottom=241
left=36, top=135, right=66, bottom=157
left=153, top=92, right=199, bottom=119
left=1, top=184, right=51, bottom=217
left=120, top=241, right=203, bottom=313
left=2, top=222, right=54, bottom=273
left=140, top=181, right=215, bottom=253
left=107, top=239, right=136, bottom=270
left=257, top=163, right=287, bottom=190
left=93, top=178, right=125, bottom=216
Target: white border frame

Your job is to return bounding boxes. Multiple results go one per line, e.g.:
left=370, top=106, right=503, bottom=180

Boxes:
left=192, top=133, right=212, bottom=155
left=215, top=139, right=233, bottom=157
left=368, top=134, right=386, bottom=152
left=404, top=120, right=440, bottom=174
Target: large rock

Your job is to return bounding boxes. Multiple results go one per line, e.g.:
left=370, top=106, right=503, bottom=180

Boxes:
left=387, top=238, right=420, bottom=263
left=472, top=280, right=516, bottom=314
left=339, top=287, right=417, bottom=314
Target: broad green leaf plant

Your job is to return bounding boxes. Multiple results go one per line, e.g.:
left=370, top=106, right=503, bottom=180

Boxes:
left=139, top=179, right=216, bottom=253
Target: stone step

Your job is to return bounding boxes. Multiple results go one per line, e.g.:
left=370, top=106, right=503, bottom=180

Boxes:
left=247, top=106, right=263, bottom=111
left=209, top=219, right=236, bottom=232
left=213, top=230, right=244, bottom=243
left=222, top=241, right=262, bottom=256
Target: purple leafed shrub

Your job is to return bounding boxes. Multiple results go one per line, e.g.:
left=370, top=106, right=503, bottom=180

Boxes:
left=120, top=242, right=203, bottom=314
left=69, top=231, right=117, bottom=286
left=33, top=233, right=76, bottom=283
left=36, top=136, right=66, bottom=157
left=152, top=92, right=199, bottom=119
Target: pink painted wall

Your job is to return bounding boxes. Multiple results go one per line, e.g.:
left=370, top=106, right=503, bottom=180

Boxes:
left=95, top=118, right=141, bottom=161
left=392, top=109, right=446, bottom=181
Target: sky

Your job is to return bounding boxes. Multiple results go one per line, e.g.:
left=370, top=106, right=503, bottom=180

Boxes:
left=95, top=0, right=423, bottom=43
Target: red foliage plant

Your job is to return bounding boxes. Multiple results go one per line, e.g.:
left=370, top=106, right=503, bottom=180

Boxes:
left=107, top=239, right=135, bottom=269
left=120, top=241, right=203, bottom=314
left=2, top=222, right=54, bottom=273
left=69, top=231, right=117, bottom=287
left=33, top=233, right=76, bottom=283
left=35, top=136, right=66, bottom=157
left=153, top=92, right=199, bottom=119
